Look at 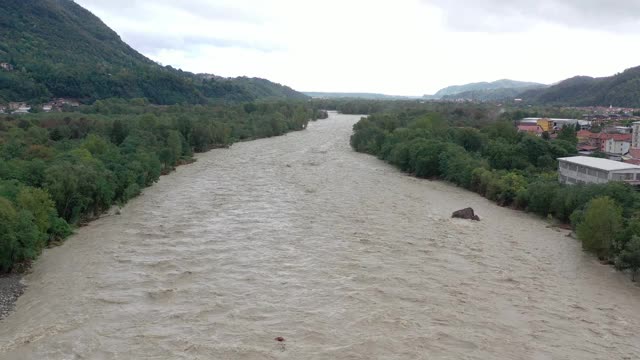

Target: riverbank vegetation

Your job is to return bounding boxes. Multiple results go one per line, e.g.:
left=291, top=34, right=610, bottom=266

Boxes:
left=350, top=105, right=640, bottom=280
left=0, top=99, right=323, bottom=272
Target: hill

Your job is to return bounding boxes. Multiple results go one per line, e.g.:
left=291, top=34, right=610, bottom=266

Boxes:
left=304, top=92, right=419, bottom=100
left=425, top=79, right=546, bottom=100
left=0, top=0, right=307, bottom=105
left=521, top=66, right=640, bottom=107
left=440, top=86, right=543, bottom=102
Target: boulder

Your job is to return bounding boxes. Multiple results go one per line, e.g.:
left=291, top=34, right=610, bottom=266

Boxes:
left=452, top=207, right=480, bottom=221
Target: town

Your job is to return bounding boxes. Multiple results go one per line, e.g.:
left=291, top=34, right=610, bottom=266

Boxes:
left=516, top=109, right=640, bottom=185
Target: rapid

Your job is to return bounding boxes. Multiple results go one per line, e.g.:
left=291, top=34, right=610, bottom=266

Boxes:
left=1, top=112, right=639, bottom=359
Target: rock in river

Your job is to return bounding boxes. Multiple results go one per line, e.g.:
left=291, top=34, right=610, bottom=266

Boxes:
left=452, top=207, right=480, bottom=221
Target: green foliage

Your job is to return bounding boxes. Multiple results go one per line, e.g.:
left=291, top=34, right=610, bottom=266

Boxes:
left=0, top=99, right=316, bottom=272
left=576, top=197, right=622, bottom=259
left=0, top=0, right=307, bottom=104
left=522, top=66, right=640, bottom=108
left=617, top=236, right=640, bottom=281
left=557, top=124, right=578, bottom=144
left=350, top=102, right=640, bottom=278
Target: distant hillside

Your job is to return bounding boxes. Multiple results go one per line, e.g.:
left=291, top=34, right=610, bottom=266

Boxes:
left=0, top=0, right=307, bottom=104
left=425, top=79, right=546, bottom=100
left=521, top=66, right=640, bottom=107
left=304, top=92, right=419, bottom=100
left=440, top=86, right=543, bottom=102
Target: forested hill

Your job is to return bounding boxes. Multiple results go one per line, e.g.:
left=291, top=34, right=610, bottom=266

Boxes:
left=0, top=0, right=307, bottom=105
left=521, top=66, right=640, bottom=107
left=425, top=79, right=546, bottom=99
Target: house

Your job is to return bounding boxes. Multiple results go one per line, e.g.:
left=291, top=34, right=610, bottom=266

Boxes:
left=577, top=145, right=598, bottom=155
left=632, top=122, right=640, bottom=148
left=605, top=136, right=631, bottom=156
left=577, top=130, right=593, bottom=143
left=0, top=62, right=13, bottom=71
left=14, top=105, right=31, bottom=114
left=53, top=98, right=80, bottom=108
left=587, top=133, right=631, bottom=152
left=517, top=124, right=544, bottom=136
left=622, top=148, right=640, bottom=165
left=558, top=156, right=640, bottom=185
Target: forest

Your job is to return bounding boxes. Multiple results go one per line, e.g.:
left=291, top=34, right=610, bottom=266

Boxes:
left=0, top=98, right=325, bottom=272
left=350, top=105, right=640, bottom=280
left=0, top=0, right=307, bottom=105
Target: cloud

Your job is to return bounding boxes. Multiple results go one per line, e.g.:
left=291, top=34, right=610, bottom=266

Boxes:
left=75, top=0, right=275, bottom=53
left=73, top=0, right=640, bottom=96
left=426, top=0, right=640, bottom=32
left=122, top=32, right=280, bottom=54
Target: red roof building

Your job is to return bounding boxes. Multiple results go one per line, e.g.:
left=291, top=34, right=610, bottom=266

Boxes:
left=577, top=130, right=593, bottom=142
left=588, top=133, right=632, bottom=151
left=517, top=124, right=543, bottom=135
left=629, top=148, right=640, bottom=159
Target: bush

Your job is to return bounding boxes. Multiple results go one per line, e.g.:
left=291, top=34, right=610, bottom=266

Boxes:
left=577, top=196, right=623, bottom=259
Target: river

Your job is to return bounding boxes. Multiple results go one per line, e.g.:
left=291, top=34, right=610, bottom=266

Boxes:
left=1, top=112, right=639, bottom=359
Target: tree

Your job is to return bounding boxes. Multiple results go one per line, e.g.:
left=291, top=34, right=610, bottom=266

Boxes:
left=618, top=236, right=640, bottom=281
left=541, top=131, right=550, bottom=140
left=16, top=187, right=55, bottom=234
left=110, top=119, right=127, bottom=145
left=557, top=124, right=578, bottom=144
left=577, top=196, right=623, bottom=259
left=0, top=197, right=18, bottom=272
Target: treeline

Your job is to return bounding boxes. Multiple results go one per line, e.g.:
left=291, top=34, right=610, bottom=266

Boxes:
left=351, top=109, right=640, bottom=279
left=313, top=98, right=585, bottom=125
left=0, top=98, right=323, bottom=272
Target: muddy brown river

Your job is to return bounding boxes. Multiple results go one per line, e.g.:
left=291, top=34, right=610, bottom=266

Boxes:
left=1, top=112, right=639, bottom=359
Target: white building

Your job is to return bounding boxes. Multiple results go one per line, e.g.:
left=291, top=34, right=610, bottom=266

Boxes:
left=558, top=156, right=640, bottom=185
left=632, top=121, right=640, bottom=149
left=520, top=117, right=592, bottom=129
left=605, top=137, right=631, bottom=156
left=14, top=105, right=31, bottom=114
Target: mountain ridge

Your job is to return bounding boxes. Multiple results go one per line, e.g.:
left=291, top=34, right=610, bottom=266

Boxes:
left=425, top=79, right=547, bottom=99
left=520, top=66, right=640, bottom=107
left=0, top=0, right=307, bottom=105
left=303, top=92, right=420, bottom=100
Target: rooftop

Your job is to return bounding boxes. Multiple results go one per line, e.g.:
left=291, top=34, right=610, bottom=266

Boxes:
left=558, top=156, right=640, bottom=171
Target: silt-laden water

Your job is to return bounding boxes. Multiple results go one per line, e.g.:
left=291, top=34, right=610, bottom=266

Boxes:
left=1, top=112, right=639, bottom=359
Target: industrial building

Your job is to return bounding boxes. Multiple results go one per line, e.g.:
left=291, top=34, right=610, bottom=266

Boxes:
left=558, top=156, right=640, bottom=185
left=520, top=117, right=591, bottom=131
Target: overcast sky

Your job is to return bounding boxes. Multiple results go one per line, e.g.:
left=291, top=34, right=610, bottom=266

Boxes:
left=75, top=0, right=640, bottom=96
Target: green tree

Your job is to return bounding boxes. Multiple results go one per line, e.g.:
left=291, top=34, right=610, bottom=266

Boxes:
left=16, top=187, right=55, bottom=234
left=618, top=236, right=640, bottom=281
left=557, top=124, right=578, bottom=144
left=577, top=196, right=622, bottom=259
left=0, top=197, right=18, bottom=272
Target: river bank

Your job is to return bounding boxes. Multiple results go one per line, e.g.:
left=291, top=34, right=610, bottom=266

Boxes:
left=0, top=275, right=24, bottom=321
left=2, top=113, right=639, bottom=359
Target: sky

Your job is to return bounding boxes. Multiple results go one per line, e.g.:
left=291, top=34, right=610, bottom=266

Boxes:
left=75, top=0, right=640, bottom=96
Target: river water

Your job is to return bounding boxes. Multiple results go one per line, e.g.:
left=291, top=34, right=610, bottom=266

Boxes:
left=1, top=112, right=639, bottom=359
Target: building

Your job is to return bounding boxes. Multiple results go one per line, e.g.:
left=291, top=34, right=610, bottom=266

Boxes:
left=517, top=124, right=544, bottom=136
left=605, top=137, right=631, bottom=156
left=14, top=105, right=31, bottom=114
left=587, top=133, right=631, bottom=152
left=520, top=117, right=592, bottom=130
left=632, top=122, right=640, bottom=149
left=0, top=62, right=13, bottom=71
left=558, top=156, right=640, bottom=185
left=577, top=130, right=592, bottom=143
